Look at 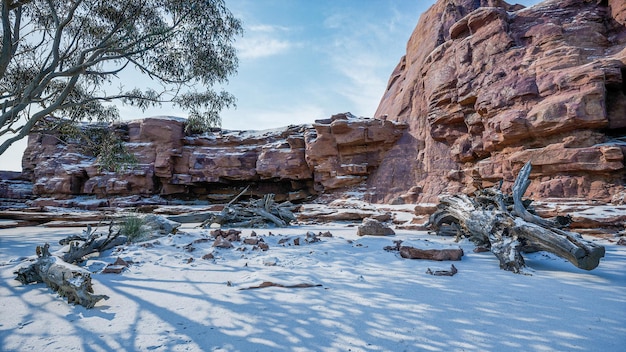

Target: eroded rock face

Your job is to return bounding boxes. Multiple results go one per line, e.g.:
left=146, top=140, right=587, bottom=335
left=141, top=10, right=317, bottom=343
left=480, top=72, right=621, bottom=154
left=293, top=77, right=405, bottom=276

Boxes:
left=22, top=114, right=406, bottom=203
left=370, top=0, right=626, bottom=203
left=0, top=171, right=33, bottom=201
left=306, top=113, right=408, bottom=191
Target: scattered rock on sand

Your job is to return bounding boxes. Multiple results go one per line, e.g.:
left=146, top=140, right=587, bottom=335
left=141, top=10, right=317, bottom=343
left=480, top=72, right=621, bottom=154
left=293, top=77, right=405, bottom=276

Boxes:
left=213, top=236, right=233, bottom=249
left=356, top=217, right=395, bottom=236
left=400, top=247, right=464, bottom=261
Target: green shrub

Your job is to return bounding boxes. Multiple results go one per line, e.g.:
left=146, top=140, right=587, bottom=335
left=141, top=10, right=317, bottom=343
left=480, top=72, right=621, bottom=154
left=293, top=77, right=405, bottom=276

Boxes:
left=120, top=215, right=147, bottom=242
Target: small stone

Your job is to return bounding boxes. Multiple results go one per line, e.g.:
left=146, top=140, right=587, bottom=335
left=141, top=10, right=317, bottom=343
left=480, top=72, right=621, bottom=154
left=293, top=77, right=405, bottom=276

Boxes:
left=243, top=238, right=259, bottom=245
left=213, top=236, right=233, bottom=249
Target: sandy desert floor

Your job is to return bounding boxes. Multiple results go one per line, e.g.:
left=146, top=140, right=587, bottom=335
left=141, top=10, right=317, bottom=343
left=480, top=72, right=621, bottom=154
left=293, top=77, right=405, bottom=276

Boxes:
left=1, top=221, right=625, bottom=352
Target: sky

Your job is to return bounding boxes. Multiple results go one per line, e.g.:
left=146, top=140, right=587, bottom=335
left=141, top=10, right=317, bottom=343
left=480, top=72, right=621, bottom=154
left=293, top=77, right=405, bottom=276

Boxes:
left=0, top=0, right=541, bottom=171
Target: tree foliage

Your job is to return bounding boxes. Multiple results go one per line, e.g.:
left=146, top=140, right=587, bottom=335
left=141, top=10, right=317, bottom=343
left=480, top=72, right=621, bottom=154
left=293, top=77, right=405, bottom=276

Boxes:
left=0, top=0, right=242, bottom=156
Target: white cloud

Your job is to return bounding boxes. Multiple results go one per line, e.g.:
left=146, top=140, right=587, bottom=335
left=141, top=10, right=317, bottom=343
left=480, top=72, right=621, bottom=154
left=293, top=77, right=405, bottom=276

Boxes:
left=221, top=104, right=327, bottom=131
left=333, top=56, right=389, bottom=117
left=235, top=37, right=292, bottom=59
left=321, top=25, right=396, bottom=116
left=322, top=13, right=348, bottom=30
left=235, top=22, right=296, bottom=59
left=317, top=5, right=425, bottom=117
left=248, top=24, right=291, bottom=33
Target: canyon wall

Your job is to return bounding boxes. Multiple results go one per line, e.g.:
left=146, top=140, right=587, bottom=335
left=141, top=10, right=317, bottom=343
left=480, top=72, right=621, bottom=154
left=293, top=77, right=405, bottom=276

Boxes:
left=12, top=0, right=626, bottom=206
left=369, top=0, right=626, bottom=203
left=21, top=113, right=406, bottom=203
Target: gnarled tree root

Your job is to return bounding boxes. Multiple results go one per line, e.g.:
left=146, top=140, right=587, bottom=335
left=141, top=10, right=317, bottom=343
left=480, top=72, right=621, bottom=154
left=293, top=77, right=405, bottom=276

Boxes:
left=429, top=162, right=605, bottom=273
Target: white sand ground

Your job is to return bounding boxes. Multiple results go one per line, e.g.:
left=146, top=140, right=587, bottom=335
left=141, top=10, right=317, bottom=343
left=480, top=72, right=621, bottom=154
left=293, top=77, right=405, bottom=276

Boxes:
left=1, top=222, right=625, bottom=352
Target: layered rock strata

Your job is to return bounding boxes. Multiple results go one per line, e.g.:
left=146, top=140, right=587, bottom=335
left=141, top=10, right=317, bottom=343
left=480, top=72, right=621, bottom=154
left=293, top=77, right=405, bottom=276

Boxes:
left=370, top=0, right=626, bottom=203
left=21, top=113, right=406, bottom=203
left=0, top=171, right=33, bottom=202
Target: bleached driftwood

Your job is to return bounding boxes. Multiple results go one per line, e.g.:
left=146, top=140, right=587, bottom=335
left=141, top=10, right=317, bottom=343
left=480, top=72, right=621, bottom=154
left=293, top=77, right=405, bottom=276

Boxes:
left=61, top=224, right=127, bottom=264
left=14, top=223, right=129, bottom=308
left=428, top=161, right=605, bottom=273
left=14, top=244, right=108, bottom=308
left=200, top=189, right=297, bottom=228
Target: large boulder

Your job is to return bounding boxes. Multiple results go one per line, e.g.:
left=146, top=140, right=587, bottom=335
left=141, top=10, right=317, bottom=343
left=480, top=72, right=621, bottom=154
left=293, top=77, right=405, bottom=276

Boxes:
left=356, top=217, right=395, bottom=236
left=370, top=0, right=626, bottom=203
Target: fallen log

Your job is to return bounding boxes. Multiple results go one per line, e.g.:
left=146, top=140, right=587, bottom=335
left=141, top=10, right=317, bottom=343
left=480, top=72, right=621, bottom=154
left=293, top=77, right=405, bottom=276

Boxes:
left=14, top=244, right=109, bottom=308
left=200, top=190, right=297, bottom=228
left=14, top=223, right=131, bottom=308
left=428, top=161, right=605, bottom=273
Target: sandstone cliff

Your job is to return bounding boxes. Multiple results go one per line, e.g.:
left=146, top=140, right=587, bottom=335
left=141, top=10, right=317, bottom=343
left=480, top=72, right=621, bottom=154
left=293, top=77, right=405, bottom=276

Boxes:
left=21, top=113, right=406, bottom=203
left=370, top=0, right=626, bottom=203
left=14, top=0, right=626, bottom=207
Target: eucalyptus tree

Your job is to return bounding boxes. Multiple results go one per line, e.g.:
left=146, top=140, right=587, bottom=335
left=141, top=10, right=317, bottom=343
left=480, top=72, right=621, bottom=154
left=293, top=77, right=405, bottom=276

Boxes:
left=0, top=0, right=242, bottom=157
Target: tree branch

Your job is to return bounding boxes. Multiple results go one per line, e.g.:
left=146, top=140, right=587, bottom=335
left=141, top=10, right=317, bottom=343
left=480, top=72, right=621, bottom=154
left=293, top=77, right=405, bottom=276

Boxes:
left=0, top=0, right=16, bottom=77
left=0, top=73, right=80, bottom=155
left=512, top=161, right=564, bottom=228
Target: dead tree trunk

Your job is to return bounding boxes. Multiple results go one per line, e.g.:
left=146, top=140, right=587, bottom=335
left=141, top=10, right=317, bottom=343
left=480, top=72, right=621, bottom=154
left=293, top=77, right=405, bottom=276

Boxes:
left=14, top=244, right=109, bottom=308
left=429, top=162, right=605, bottom=273
left=14, top=223, right=128, bottom=308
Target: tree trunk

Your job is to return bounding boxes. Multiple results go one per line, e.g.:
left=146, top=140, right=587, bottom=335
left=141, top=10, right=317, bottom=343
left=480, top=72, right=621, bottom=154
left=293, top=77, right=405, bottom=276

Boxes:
left=14, top=223, right=127, bottom=308
left=428, top=161, right=605, bottom=273
left=14, top=244, right=109, bottom=308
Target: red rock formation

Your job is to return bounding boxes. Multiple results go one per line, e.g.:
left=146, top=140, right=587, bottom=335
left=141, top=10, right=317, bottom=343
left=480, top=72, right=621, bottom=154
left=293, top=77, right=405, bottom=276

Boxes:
left=0, top=171, right=32, bottom=202
left=21, top=114, right=406, bottom=204
left=370, top=0, right=626, bottom=203
left=305, top=113, right=408, bottom=191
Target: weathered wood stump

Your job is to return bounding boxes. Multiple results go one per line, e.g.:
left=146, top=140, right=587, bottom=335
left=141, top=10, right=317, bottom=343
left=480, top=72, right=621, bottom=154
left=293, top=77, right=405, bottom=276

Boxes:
left=15, top=244, right=109, bottom=308
left=428, top=162, right=605, bottom=273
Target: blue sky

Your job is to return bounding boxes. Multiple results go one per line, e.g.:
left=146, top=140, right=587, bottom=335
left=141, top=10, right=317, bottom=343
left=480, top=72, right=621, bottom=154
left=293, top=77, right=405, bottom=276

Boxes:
left=0, top=0, right=541, bottom=171
left=215, top=0, right=430, bottom=130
